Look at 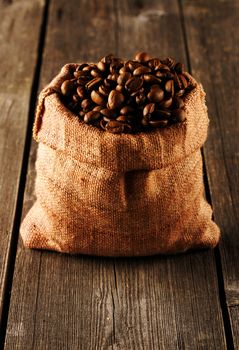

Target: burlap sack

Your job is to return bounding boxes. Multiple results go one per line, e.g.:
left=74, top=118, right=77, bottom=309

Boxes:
left=20, top=63, right=220, bottom=256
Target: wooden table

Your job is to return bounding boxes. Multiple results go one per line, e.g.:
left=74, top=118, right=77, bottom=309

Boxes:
left=0, top=0, right=238, bottom=349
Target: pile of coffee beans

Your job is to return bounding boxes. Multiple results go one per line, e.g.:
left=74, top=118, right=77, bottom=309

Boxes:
left=60, top=52, right=194, bottom=134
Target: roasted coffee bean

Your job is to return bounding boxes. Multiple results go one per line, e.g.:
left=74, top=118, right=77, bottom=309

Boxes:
left=148, top=58, right=161, bottom=70
left=133, top=66, right=151, bottom=76
left=143, top=103, right=155, bottom=117
left=125, top=77, right=143, bottom=93
left=178, top=74, right=188, bottom=89
left=106, top=120, right=124, bottom=134
left=174, top=97, right=184, bottom=109
left=99, top=85, right=111, bottom=96
left=159, top=97, right=173, bottom=109
left=117, top=72, right=131, bottom=85
left=76, top=63, right=89, bottom=71
left=91, top=90, right=105, bottom=106
left=147, top=87, right=164, bottom=103
left=101, top=54, right=114, bottom=64
left=154, top=109, right=171, bottom=119
left=143, top=74, right=161, bottom=85
left=108, top=90, right=125, bottom=109
left=165, top=79, right=174, bottom=95
left=84, top=111, right=101, bottom=124
left=100, top=119, right=107, bottom=130
left=135, top=93, right=146, bottom=105
left=86, top=77, right=102, bottom=90
left=100, top=108, right=117, bottom=118
left=79, top=110, right=85, bottom=118
left=76, top=86, right=85, bottom=99
left=134, top=52, right=152, bottom=62
left=93, top=105, right=104, bottom=112
left=172, top=109, right=186, bottom=122
left=74, top=70, right=90, bottom=78
left=72, top=94, right=80, bottom=103
left=116, top=115, right=132, bottom=123
left=81, top=99, right=92, bottom=111
left=61, top=80, right=75, bottom=96
left=91, top=69, right=102, bottom=78
left=161, top=57, right=175, bottom=69
left=174, top=62, right=184, bottom=74
left=175, top=89, right=185, bottom=97
left=120, top=105, right=135, bottom=115
left=149, top=119, right=168, bottom=128
left=97, top=61, right=107, bottom=72
left=116, top=85, right=124, bottom=92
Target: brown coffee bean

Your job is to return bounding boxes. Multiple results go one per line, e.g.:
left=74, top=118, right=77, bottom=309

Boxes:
left=149, top=119, right=168, bottom=128
left=81, top=99, right=92, bottom=111
left=143, top=74, right=161, bottom=85
left=125, top=60, right=141, bottom=72
left=120, top=105, right=135, bottom=115
left=84, top=111, right=101, bottom=124
left=125, top=77, right=143, bottom=93
left=100, top=119, right=107, bottom=130
left=86, top=77, right=102, bottom=90
left=108, top=90, right=125, bottom=109
left=91, top=90, right=105, bottom=106
left=165, top=79, right=174, bottom=95
left=175, top=89, right=185, bottom=97
left=161, top=57, right=175, bottom=68
left=100, top=108, right=117, bottom=118
left=99, top=85, right=111, bottom=96
left=159, top=97, right=173, bottom=109
left=106, top=120, right=124, bottom=134
left=74, top=70, right=90, bottom=78
left=178, top=74, right=188, bottom=89
left=76, top=86, right=85, bottom=99
left=173, top=109, right=186, bottom=122
left=147, top=88, right=164, bottom=103
left=79, top=110, right=85, bottom=118
left=72, top=94, right=80, bottom=103
left=153, top=109, right=171, bottom=119
left=76, top=63, right=89, bottom=71
left=143, top=103, right=155, bottom=117
left=91, top=69, right=102, bottom=78
left=147, top=58, right=161, bottom=70
left=61, top=80, right=75, bottom=96
left=116, top=85, right=124, bottom=92
left=174, top=62, right=184, bottom=74
left=174, top=97, right=184, bottom=109
left=116, top=115, right=130, bottom=123
left=134, top=52, right=151, bottom=62
left=93, top=105, right=104, bottom=112
left=97, top=61, right=107, bottom=72
left=101, top=54, right=114, bottom=64
left=133, top=66, right=151, bottom=76
left=117, top=72, right=131, bottom=85
left=135, top=93, right=146, bottom=105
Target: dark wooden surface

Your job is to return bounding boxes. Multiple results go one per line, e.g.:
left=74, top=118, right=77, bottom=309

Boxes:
left=0, top=0, right=238, bottom=349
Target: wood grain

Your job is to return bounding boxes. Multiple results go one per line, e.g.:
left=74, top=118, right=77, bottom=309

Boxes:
left=0, top=0, right=45, bottom=335
left=182, top=0, right=239, bottom=308
left=4, top=0, right=227, bottom=349
left=230, top=306, right=239, bottom=349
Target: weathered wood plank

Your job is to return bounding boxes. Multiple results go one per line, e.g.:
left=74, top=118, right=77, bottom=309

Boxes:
left=0, top=0, right=45, bottom=337
left=229, top=306, right=239, bottom=349
left=5, top=0, right=227, bottom=349
left=182, top=0, right=239, bottom=310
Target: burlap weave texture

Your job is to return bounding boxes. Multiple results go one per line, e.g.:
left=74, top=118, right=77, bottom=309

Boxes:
left=20, top=64, right=220, bottom=256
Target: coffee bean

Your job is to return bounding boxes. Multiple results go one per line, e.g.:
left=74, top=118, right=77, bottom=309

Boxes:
left=86, top=77, right=102, bottom=90
left=81, top=99, right=92, bottom=111
left=165, top=79, right=174, bottom=95
left=153, top=109, right=171, bottom=119
left=97, top=61, right=107, bottom=72
left=72, top=94, right=80, bottom=103
left=100, top=108, right=117, bottom=118
left=147, top=88, right=164, bottom=103
left=120, top=105, right=135, bottom=115
left=125, top=60, right=141, bottom=72
left=101, top=54, right=114, bottom=64
left=173, top=109, right=186, bottom=122
left=84, top=111, right=101, bottom=124
left=178, top=74, right=188, bottom=89
left=76, top=86, right=85, bottom=99
left=117, top=72, right=131, bottom=85
left=99, top=85, right=111, bottom=96
left=100, top=119, right=107, bottom=130
left=91, top=69, right=102, bottom=78
left=91, top=90, right=105, bottom=106
left=108, top=90, right=125, bottom=109
left=76, top=63, right=89, bottom=71
left=143, top=103, right=155, bottom=117
left=174, top=97, right=184, bottom=109
left=93, top=105, right=104, bottom=112
left=143, top=74, right=161, bottom=85
left=134, top=52, right=152, bottom=62
left=133, top=66, right=151, bottom=76
left=74, top=70, right=90, bottom=78
left=149, top=119, right=168, bottom=128
left=116, top=85, right=124, bottom=92
left=174, top=62, right=184, bottom=74
left=148, top=58, right=161, bottom=70
left=106, top=120, right=124, bottom=134
left=61, top=80, right=75, bottom=96
left=125, top=77, right=143, bottom=93
left=159, top=97, right=173, bottom=108
left=135, top=93, right=146, bottom=105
